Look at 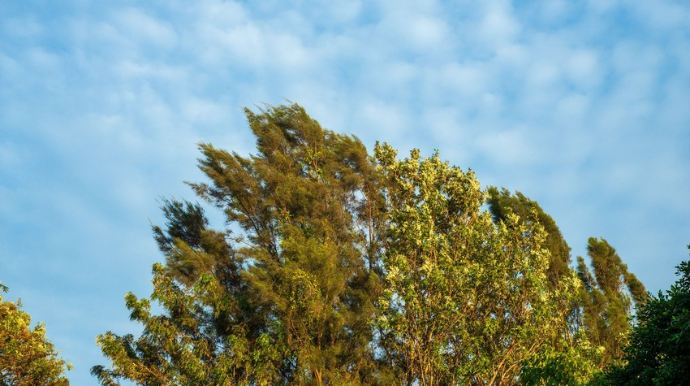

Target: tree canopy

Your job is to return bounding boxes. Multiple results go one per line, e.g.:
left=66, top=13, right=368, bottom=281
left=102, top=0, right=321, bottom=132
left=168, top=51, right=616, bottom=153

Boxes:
left=93, top=103, right=650, bottom=386
left=0, top=283, right=71, bottom=386
left=94, top=104, right=382, bottom=385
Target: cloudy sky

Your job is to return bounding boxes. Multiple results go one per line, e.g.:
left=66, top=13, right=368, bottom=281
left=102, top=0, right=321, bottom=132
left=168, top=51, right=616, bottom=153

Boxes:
left=1, top=0, right=689, bottom=384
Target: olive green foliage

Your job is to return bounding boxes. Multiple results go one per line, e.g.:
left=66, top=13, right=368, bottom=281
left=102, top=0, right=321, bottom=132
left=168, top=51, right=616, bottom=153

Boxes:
left=0, top=283, right=71, bottom=386
left=486, top=188, right=648, bottom=378
left=94, top=104, right=649, bottom=386
left=486, top=189, right=601, bottom=385
left=94, top=104, right=383, bottom=385
left=93, top=264, right=280, bottom=386
left=520, top=337, right=601, bottom=386
left=487, top=188, right=572, bottom=288
left=576, top=238, right=646, bottom=368
left=601, top=251, right=690, bottom=385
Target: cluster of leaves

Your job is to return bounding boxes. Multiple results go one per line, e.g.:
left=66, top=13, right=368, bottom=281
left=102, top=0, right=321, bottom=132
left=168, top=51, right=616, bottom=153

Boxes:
left=92, top=104, right=649, bottom=386
left=599, top=249, right=690, bottom=386
left=0, top=282, right=71, bottom=386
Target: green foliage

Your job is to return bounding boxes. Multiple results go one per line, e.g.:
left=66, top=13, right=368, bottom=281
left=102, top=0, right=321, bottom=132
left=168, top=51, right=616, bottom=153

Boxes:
left=95, top=104, right=383, bottom=385
left=576, top=238, right=647, bottom=368
left=94, top=103, right=650, bottom=386
left=487, top=187, right=572, bottom=288
left=485, top=188, right=604, bottom=385
left=374, top=144, right=568, bottom=385
left=601, top=250, right=690, bottom=385
left=92, top=264, right=279, bottom=386
left=0, top=283, right=71, bottom=386
left=520, top=334, right=602, bottom=386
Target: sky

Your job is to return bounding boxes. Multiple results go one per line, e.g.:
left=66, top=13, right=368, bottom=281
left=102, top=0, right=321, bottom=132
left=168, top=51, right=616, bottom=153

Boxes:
left=1, top=0, right=689, bottom=384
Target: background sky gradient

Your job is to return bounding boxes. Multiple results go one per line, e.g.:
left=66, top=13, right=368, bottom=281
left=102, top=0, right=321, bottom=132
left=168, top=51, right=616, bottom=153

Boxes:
left=1, top=1, right=689, bottom=384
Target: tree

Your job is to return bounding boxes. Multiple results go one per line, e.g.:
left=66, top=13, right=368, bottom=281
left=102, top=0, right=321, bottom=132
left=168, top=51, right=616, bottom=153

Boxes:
left=576, top=238, right=647, bottom=368
left=374, top=145, right=568, bottom=385
left=0, top=282, right=71, bottom=386
left=93, top=264, right=281, bottom=386
left=94, top=104, right=386, bottom=385
left=601, top=249, right=690, bottom=385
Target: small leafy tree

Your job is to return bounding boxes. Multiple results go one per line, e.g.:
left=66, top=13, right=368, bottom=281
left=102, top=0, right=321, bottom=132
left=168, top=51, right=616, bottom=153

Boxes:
left=92, top=264, right=280, bottom=386
left=601, top=249, right=690, bottom=385
left=374, top=144, right=569, bottom=385
left=0, top=282, right=71, bottom=386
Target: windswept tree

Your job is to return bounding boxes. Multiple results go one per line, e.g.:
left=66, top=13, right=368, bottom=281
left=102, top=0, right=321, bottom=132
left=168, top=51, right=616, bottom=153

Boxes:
left=93, top=104, right=386, bottom=385
left=576, top=237, right=647, bottom=368
left=0, top=282, right=71, bottom=386
left=483, top=188, right=651, bottom=384
left=486, top=187, right=572, bottom=289
left=486, top=189, right=601, bottom=385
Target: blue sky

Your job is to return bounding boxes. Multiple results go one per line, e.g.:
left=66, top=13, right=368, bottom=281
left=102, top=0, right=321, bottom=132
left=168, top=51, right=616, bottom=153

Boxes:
left=1, top=1, right=689, bottom=384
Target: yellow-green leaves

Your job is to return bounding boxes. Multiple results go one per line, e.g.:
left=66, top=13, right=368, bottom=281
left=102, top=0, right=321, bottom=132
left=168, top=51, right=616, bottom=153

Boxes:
left=0, top=284, right=71, bottom=386
left=375, top=144, right=564, bottom=386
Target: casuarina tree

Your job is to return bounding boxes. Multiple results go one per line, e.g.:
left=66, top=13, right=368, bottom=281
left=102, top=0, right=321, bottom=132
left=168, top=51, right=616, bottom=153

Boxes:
left=576, top=237, right=647, bottom=368
left=93, top=104, right=385, bottom=385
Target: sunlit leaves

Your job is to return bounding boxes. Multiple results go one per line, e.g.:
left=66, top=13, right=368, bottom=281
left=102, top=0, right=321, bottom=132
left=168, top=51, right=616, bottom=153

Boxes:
left=0, top=283, right=71, bottom=386
left=374, top=143, right=564, bottom=385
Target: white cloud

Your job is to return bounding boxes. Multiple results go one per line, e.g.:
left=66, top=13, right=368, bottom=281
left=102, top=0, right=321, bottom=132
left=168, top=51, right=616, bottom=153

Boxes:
left=475, top=128, right=539, bottom=167
left=477, top=0, right=520, bottom=47
left=540, top=0, right=572, bottom=21
left=111, top=7, right=178, bottom=50
left=555, top=93, right=590, bottom=123
left=587, top=0, right=620, bottom=13
left=433, top=62, right=490, bottom=98
left=631, top=1, right=690, bottom=32
left=404, top=15, right=449, bottom=50
left=316, top=0, right=364, bottom=26
left=194, top=0, right=248, bottom=26
left=0, top=141, right=23, bottom=170
left=564, top=49, right=601, bottom=90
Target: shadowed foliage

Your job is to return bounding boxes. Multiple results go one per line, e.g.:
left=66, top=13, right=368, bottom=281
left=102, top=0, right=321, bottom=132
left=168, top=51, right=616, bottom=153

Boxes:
left=599, top=249, right=690, bottom=385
